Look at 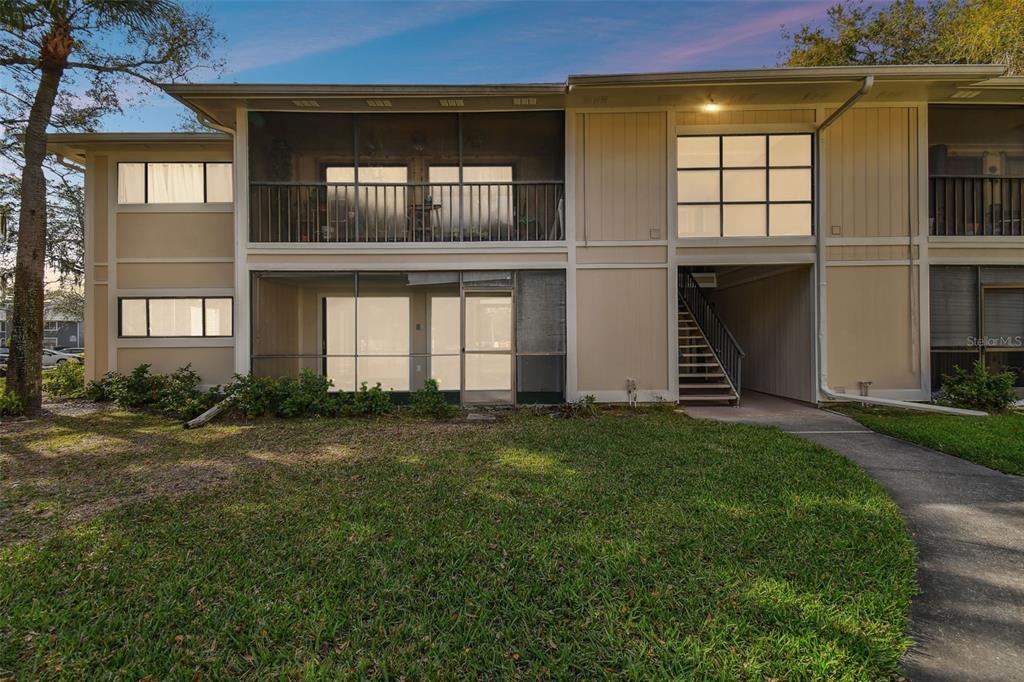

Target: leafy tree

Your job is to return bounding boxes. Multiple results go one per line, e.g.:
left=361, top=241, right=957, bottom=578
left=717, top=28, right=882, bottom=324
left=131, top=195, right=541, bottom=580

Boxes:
left=0, top=0, right=221, bottom=413
left=782, top=0, right=1024, bottom=75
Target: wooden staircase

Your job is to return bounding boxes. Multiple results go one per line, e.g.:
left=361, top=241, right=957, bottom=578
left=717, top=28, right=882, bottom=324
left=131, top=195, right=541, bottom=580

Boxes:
left=677, top=301, right=740, bottom=405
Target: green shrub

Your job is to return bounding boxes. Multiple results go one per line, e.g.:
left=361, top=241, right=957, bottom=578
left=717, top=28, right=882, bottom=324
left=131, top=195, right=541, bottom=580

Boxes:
left=225, top=373, right=283, bottom=418
left=350, top=382, right=393, bottom=416
left=936, top=360, right=1017, bottom=412
left=409, top=378, right=456, bottom=419
left=42, top=361, right=85, bottom=399
left=85, top=372, right=119, bottom=402
left=0, top=391, right=23, bottom=417
left=105, top=364, right=166, bottom=410
left=158, top=365, right=222, bottom=420
left=278, top=369, right=342, bottom=418
left=556, top=394, right=599, bottom=419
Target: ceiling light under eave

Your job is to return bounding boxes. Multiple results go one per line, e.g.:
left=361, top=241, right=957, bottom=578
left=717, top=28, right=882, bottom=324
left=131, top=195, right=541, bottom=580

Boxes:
left=702, top=99, right=721, bottom=113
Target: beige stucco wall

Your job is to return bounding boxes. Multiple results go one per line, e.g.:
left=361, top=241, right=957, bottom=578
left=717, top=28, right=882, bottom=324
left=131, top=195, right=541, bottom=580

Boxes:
left=576, top=268, right=668, bottom=393
left=117, top=346, right=235, bottom=385
left=826, top=265, right=921, bottom=391
left=117, top=212, right=233, bottom=259
left=573, top=111, right=667, bottom=241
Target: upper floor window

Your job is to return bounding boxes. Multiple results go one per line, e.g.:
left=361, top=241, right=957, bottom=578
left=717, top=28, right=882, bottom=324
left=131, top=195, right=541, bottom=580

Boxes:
left=117, top=162, right=233, bottom=205
left=677, top=134, right=813, bottom=238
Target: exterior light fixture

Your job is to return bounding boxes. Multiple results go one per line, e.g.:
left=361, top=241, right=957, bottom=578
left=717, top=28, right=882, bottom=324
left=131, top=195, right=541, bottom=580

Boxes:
left=702, top=99, right=721, bottom=113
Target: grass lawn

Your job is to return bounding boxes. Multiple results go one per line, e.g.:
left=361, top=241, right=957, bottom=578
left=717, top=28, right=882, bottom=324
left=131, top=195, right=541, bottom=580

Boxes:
left=1, top=409, right=916, bottom=679
left=834, top=404, right=1024, bottom=476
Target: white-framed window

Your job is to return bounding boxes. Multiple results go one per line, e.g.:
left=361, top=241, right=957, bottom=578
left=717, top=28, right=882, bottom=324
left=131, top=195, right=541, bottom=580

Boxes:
left=117, top=162, right=233, bottom=204
left=677, top=133, right=813, bottom=238
left=118, top=297, right=233, bottom=338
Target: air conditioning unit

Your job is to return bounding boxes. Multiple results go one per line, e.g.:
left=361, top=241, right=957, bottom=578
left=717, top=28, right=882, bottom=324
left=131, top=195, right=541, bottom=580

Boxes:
left=692, top=272, right=718, bottom=288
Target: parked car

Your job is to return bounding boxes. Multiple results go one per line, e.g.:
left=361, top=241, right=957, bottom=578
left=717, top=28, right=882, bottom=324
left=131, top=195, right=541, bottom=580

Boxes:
left=42, top=348, right=82, bottom=367
left=57, top=347, right=85, bottom=356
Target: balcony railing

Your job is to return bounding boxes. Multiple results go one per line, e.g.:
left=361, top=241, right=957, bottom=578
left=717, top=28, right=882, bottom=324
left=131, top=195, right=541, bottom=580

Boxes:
left=930, top=175, right=1023, bottom=237
left=249, top=181, right=565, bottom=243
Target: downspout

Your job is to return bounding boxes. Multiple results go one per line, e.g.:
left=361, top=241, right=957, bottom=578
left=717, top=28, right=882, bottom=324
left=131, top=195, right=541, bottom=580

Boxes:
left=813, top=76, right=986, bottom=417
left=195, top=112, right=235, bottom=136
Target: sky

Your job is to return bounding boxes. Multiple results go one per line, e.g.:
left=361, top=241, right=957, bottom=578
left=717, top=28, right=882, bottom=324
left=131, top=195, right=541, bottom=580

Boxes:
left=104, top=0, right=836, bottom=132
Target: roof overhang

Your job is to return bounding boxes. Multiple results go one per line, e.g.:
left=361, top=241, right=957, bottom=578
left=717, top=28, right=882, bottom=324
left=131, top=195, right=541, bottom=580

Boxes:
left=45, top=132, right=231, bottom=164
left=161, top=82, right=568, bottom=129
left=566, top=64, right=1024, bottom=108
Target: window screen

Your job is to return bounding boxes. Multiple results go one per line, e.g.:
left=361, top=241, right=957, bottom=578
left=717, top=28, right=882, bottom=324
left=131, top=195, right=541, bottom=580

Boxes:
left=930, top=266, right=978, bottom=348
left=677, top=134, right=813, bottom=238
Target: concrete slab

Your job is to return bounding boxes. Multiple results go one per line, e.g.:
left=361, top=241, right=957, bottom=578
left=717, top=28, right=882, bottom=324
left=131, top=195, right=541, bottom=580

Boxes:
left=684, top=392, right=1024, bottom=682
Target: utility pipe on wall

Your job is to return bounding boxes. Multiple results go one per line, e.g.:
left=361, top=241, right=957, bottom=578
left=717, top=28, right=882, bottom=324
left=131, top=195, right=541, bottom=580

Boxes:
left=812, top=76, right=987, bottom=417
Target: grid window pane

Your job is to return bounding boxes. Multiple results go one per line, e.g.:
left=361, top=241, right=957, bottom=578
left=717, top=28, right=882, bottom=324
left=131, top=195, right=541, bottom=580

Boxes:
left=769, top=204, right=813, bottom=235
left=205, top=163, right=233, bottom=202
left=769, top=168, right=812, bottom=201
left=204, top=298, right=233, bottom=336
left=677, top=170, right=720, bottom=202
left=149, top=298, right=203, bottom=336
left=677, top=136, right=719, bottom=168
left=326, top=357, right=356, bottom=392
left=120, top=299, right=147, bottom=336
left=723, top=204, right=767, bottom=236
left=769, top=135, right=811, bottom=166
left=677, top=204, right=720, bottom=237
left=118, top=163, right=145, bottom=204
left=723, top=136, right=766, bottom=167
left=722, top=169, right=765, bottom=202
left=147, top=163, right=204, bottom=203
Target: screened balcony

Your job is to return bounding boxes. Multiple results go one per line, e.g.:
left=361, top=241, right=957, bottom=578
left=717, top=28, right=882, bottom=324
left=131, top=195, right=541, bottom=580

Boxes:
left=929, top=105, right=1024, bottom=237
left=247, top=111, right=565, bottom=243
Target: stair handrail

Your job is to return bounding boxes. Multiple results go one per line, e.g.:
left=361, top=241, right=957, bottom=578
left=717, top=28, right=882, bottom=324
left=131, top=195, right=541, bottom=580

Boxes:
left=679, top=272, right=745, bottom=400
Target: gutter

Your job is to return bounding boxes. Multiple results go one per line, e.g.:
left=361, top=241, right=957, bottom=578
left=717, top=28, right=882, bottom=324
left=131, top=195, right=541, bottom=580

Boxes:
left=812, top=76, right=988, bottom=418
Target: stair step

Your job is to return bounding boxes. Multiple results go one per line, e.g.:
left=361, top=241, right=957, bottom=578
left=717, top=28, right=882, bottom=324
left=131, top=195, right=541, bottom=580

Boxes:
left=678, top=372, right=725, bottom=378
left=678, top=343, right=708, bottom=348
left=679, top=383, right=732, bottom=389
left=679, top=393, right=737, bottom=399
left=680, top=362, right=719, bottom=367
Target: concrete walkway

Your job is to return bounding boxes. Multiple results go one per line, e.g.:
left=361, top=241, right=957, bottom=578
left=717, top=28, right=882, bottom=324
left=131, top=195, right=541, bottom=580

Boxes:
left=685, top=393, right=1024, bottom=682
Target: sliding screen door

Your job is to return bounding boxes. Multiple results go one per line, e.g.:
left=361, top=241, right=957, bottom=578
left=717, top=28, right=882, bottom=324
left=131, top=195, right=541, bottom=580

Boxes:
left=463, top=291, right=513, bottom=404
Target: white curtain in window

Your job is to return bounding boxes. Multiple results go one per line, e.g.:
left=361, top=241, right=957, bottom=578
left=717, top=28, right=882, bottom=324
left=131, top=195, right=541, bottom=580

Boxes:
left=205, top=163, right=233, bottom=202
left=204, top=298, right=233, bottom=336
left=120, top=299, right=147, bottom=336
left=118, top=163, right=146, bottom=204
left=147, top=163, right=204, bottom=203
left=149, top=298, right=203, bottom=336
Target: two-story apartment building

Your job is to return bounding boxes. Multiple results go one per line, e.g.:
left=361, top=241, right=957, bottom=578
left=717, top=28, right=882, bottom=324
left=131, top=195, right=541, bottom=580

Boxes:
left=47, top=64, right=1024, bottom=406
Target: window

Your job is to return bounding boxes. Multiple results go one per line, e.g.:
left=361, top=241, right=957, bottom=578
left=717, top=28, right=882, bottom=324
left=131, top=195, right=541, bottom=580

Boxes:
left=119, top=297, right=233, bottom=337
left=117, top=162, right=233, bottom=204
left=43, top=321, right=61, bottom=332
left=677, top=134, right=813, bottom=238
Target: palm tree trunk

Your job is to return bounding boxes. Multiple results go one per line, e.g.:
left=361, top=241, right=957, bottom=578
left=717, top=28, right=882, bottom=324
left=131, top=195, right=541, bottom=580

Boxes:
left=6, top=64, right=64, bottom=414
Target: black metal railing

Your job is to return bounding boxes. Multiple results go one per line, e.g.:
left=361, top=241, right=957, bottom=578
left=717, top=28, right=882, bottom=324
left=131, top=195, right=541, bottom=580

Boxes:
left=249, top=181, right=565, bottom=243
left=679, top=271, right=745, bottom=399
left=930, top=175, right=1024, bottom=236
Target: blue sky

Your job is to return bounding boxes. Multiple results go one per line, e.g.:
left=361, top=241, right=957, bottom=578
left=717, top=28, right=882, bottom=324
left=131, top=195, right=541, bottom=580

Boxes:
left=106, top=0, right=836, bottom=131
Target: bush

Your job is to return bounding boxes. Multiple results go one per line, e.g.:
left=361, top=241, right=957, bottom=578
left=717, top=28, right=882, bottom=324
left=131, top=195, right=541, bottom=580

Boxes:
left=936, top=360, right=1018, bottom=412
left=0, top=391, right=23, bottom=417
left=85, top=372, right=119, bottom=402
left=278, top=369, right=342, bottom=418
left=106, top=364, right=166, bottom=410
left=158, top=365, right=222, bottom=420
left=42, top=361, right=85, bottom=399
left=350, top=382, right=393, bottom=416
left=409, top=378, right=456, bottom=419
left=225, top=373, right=283, bottom=418
left=555, top=394, right=599, bottom=419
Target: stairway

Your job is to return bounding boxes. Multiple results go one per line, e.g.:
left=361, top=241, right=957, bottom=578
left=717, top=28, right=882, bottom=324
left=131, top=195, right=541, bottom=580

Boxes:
left=677, top=302, right=739, bottom=405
